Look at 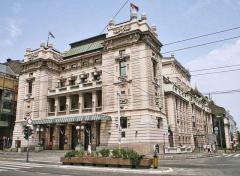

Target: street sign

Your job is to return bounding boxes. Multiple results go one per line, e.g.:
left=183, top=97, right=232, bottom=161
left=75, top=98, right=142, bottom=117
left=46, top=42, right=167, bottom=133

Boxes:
left=26, top=118, right=32, bottom=125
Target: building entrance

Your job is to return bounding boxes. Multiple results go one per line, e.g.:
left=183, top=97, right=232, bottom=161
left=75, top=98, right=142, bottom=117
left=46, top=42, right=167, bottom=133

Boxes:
left=59, top=126, right=65, bottom=150
left=84, top=124, right=91, bottom=150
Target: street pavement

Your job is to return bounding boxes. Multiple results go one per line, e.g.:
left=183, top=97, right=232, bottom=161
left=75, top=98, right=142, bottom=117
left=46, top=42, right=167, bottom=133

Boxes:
left=0, top=151, right=240, bottom=176
left=159, top=152, right=240, bottom=176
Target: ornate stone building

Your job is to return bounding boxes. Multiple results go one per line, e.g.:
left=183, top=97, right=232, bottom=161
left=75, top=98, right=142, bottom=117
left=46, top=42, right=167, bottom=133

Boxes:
left=162, top=55, right=213, bottom=150
left=12, top=13, right=168, bottom=154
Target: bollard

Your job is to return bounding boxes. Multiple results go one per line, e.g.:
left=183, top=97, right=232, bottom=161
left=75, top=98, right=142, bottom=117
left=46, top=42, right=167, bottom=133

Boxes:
left=153, top=153, right=158, bottom=169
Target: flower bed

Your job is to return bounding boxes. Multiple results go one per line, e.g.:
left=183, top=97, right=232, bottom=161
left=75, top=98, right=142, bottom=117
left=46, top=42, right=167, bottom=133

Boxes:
left=60, top=148, right=152, bottom=168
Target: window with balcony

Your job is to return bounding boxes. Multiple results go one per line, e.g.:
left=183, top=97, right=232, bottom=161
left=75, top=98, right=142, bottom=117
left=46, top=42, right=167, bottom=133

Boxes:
left=83, top=93, right=92, bottom=109
left=70, top=94, right=79, bottom=110
left=119, top=61, right=127, bottom=77
left=120, top=117, right=128, bottom=129
left=59, top=96, right=66, bottom=111
left=49, top=98, right=55, bottom=112
left=59, top=80, right=65, bottom=88
left=69, top=78, right=76, bottom=86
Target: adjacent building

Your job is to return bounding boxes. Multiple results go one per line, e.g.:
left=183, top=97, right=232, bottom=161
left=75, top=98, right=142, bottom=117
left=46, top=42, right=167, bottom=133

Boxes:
left=162, top=56, right=213, bottom=150
left=0, top=59, right=21, bottom=149
left=12, top=13, right=169, bottom=154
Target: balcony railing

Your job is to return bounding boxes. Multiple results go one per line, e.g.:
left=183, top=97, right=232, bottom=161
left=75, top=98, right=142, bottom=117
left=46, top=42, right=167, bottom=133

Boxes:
left=96, top=106, right=102, bottom=112
left=48, top=81, right=102, bottom=96
left=69, top=109, right=79, bottom=114
left=82, top=108, right=92, bottom=113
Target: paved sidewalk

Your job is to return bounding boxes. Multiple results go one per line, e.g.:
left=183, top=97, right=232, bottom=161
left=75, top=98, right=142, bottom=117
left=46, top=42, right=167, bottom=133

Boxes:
left=158, top=152, right=218, bottom=160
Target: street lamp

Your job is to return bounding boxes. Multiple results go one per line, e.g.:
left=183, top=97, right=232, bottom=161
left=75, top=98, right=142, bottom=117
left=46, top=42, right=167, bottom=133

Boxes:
left=75, top=125, right=81, bottom=150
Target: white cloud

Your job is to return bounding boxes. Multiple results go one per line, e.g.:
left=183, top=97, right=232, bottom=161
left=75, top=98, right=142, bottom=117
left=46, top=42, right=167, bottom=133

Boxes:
left=186, top=39, right=240, bottom=127
left=6, top=17, right=23, bottom=38
left=0, top=2, right=24, bottom=48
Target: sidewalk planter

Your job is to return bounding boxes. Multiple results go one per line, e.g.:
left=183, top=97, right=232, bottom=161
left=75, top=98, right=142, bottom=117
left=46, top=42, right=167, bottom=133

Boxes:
left=60, top=157, right=152, bottom=168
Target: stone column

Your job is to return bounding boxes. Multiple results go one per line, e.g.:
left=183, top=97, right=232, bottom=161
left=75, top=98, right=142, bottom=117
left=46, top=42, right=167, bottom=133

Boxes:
left=79, top=93, right=83, bottom=113
left=54, top=97, right=59, bottom=116
left=64, top=124, right=71, bottom=150
left=92, top=91, right=96, bottom=113
left=66, top=96, right=70, bottom=114
left=92, top=121, right=97, bottom=150
left=52, top=125, right=59, bottom=150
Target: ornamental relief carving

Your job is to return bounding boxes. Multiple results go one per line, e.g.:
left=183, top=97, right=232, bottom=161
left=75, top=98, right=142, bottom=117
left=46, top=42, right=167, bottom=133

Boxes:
left=113, top=25, right=131, bottom=35
left=103, top=33, right=141, bottom=50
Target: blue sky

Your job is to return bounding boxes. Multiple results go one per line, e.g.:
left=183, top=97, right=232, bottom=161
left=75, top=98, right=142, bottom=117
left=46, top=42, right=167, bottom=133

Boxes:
left=0, top=0, right=240, bottom=127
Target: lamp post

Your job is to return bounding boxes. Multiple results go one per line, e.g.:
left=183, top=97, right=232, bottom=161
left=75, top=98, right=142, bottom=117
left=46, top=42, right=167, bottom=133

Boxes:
left=75, top=125, right=81, bottom=150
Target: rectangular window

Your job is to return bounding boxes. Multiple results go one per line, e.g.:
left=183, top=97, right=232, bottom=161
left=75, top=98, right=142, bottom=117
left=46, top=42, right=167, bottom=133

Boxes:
left=157, top=117, right=163, bottom=128
left=28, top=81, right=32, bottom=94
left=71, top=94, right=79, bottom=110
left=59, top=96, right=66, bottom=111
left=152, top=60, right=157, bottom=78
left=120, top=117, right=128, bottom=129
left=59, top=80, right=65, bottom=87
left=49, top=98, right=55, bottom=112
left=119, top=61, right=127, bottom=77
left=121, top=131, right=126, bottom=138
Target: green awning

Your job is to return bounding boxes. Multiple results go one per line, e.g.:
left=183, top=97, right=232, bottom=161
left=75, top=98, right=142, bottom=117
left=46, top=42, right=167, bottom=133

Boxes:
left=32, top=114, right=111, bottom=125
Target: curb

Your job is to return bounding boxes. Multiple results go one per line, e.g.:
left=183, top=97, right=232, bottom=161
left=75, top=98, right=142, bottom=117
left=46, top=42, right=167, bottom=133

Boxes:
left=158, top=154, right=218, bottom=160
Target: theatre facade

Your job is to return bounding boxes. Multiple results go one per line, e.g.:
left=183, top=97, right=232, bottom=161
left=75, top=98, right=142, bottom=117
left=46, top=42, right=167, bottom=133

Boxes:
left=12, top=13, right=169, bottom=154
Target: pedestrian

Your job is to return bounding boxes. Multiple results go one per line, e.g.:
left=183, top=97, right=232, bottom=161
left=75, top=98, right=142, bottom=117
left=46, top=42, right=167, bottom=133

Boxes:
left=203, top=144, right=207, bottom=152
left=207, top=144, right=211, bottom=153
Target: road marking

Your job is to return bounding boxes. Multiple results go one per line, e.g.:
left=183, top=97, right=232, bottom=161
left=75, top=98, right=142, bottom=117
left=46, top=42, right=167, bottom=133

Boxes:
left=0, top=169, right=7, bottom=172
left=0, top=166, right=19, bottom=170
left=0, top=161, right=45, bottom=167
left=233, top=154, right=240, bottom=157
left=225, top=154, right=233, bottom=157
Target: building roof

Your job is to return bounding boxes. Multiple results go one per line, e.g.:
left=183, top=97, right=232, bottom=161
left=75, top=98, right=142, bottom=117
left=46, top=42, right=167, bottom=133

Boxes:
left=4, top=59, right=23, bottom=75
left=209, top=101, right=226, bottom=116
left=63, top=34, right=106, bottom=59
left=163, top=56, right=191, bottom=78
left=0, top=64, right=16, bottom=76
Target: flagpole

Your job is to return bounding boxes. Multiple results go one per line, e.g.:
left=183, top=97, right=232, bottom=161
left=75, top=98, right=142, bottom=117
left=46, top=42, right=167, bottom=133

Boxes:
left=47, top=34, right=50, bottom=47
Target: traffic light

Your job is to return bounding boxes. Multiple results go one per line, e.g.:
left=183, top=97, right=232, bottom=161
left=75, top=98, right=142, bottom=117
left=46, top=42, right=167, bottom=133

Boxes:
left=23, top=125, right=33, bottom=140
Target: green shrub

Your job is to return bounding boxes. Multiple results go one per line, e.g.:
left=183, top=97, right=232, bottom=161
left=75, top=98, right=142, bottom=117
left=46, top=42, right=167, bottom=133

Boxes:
left=128, top=149, right=142, bottom=167
left=65, top=150, right=78, bottom=158
left=119, top=148, right=130, bottom=159
left=112, top=149, right=121, bottom=158
left=64, top=150, right=84, bottom=158
left=75, top=150, right=84, bottom=157
left=99, top=148, right=110, bottom=157
left=91, top=151, right=100, bottom=158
